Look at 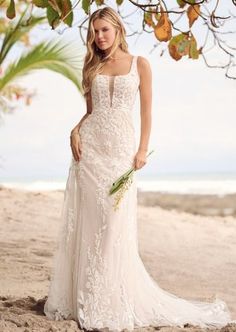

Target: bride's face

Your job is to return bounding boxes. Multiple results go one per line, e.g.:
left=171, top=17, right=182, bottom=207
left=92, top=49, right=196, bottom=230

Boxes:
left=93, top=18, right=117, bottom=51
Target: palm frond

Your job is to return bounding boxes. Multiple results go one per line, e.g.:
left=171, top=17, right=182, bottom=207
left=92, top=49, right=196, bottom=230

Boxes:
left=0, top=6, right=46, bottom=64
left=0, top=38, right=84, bottom=93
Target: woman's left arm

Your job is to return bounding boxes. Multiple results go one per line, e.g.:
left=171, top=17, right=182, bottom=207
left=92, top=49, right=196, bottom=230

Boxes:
left=133, top=56, right=152, bottom=170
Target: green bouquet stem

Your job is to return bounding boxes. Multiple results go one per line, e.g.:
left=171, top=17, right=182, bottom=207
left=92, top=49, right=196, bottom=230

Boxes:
left=109, top=149, right=155, bottom=210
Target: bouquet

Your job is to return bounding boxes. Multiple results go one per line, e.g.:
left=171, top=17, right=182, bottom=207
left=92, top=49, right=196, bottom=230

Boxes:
left=109, top=150, right=154, bottom=211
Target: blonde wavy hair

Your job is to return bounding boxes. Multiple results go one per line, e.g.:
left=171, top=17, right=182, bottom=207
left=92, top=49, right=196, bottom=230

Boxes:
left=82, top=7, right=129, bottom=99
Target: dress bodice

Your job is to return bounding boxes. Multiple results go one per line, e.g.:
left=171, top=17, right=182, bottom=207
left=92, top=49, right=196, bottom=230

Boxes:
left=78, top=55, right=140, bottom=163
left=91, top=55, right=140, bottom=114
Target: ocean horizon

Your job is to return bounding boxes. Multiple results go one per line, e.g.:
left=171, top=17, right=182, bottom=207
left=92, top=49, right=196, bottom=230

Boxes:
left=1, top=172, right=236, bottom=195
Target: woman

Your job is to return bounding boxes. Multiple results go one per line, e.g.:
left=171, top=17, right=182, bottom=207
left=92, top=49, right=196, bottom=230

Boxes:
left=44, top=6, right=235, bottom=331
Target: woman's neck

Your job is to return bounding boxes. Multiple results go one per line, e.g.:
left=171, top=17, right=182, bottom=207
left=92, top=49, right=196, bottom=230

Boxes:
left=103, top=48, right=128, bottom=60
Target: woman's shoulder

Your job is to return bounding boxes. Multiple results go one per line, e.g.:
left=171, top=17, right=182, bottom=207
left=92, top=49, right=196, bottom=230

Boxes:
left=135, top=55, right=151, bottom=75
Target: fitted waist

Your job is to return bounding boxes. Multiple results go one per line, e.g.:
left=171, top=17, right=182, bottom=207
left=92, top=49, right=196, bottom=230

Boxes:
left=92, top=105, right=133, bottom=114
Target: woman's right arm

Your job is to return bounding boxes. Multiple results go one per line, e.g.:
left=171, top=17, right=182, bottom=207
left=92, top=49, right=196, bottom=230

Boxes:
left=70, top=112, right=90, bottom=135
left=70, top=91, right=92, bottom=162
left=70, top=91, right=92, bottom=135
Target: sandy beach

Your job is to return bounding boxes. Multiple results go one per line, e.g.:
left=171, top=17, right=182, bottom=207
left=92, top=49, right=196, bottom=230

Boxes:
left=0, top=185, right=236, bottom=332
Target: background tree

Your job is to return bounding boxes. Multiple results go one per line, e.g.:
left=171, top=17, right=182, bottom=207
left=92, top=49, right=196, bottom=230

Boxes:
left=0, top=0, right=235, bottom=117
left=0, top=5, right=83, bottom=118
left=1, top=0, right=235, bottom=78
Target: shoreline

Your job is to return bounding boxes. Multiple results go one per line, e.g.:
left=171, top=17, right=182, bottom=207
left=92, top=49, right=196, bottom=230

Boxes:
left=137, top=190, right=236, bottom=217
left=1, top=185, right=235, bottom=217
left=0, top=186, right=236, bottom=331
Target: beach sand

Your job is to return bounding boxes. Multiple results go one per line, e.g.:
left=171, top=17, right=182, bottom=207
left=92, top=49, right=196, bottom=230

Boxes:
left=0, top=185, right=236, bottom=331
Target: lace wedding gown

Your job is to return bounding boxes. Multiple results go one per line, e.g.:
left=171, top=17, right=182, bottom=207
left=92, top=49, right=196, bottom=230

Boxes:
left=44, top=55, right=235, bottom=331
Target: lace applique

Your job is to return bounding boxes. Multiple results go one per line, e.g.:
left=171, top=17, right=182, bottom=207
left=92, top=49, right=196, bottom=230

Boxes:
left=44, top=55, right=235, bottom=331
left=108, top=76, right=115, bottom=108
left=77, top=218, right=138, bottom=331
left=64, top=207, right=74, bottom=245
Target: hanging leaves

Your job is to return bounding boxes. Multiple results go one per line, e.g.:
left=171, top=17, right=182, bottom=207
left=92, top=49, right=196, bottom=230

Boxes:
left=95, top=0, right=104, bottom=5
left=3, top=0, right=236, bottom=78
left=168, top=33, right=200, bottom=61
left=177, top=0, right=196, bottom=6
left=82, top=0, right=90, bottom=15
left=60, top=0, right=73, bottom=26
left=33, top=0, right=73, bottom=28
left=176, top=0, right=187, bottom=8
left=144, top=7, right=160, bottom=28
left=47, top=5, right=60, bottom=29
left=32, top=0, right=48, bottom=8
left=6, top=0, right=15, bottom=19
left=168, top=33, right=188, bottom=60
left=154, top=5, right=172, bottom=42
left=187, top=4, right=201, bottom=27
left=144, top=11, right=155, bottom=28
left=189, top=34, right=199, bottom=59
left=48, top=0, right=61, bottom=13
left=155, top=12, right=161, bottom=21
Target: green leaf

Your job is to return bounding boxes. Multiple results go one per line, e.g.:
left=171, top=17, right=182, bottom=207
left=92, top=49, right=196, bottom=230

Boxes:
left=176, top=0, right=186, bottom=8
left=144, top=11, right=155, bottom=28
left=82, top=0, right=90, bottom=14
left=189, top=35, right=199, bottom=59
left=0, top=39, right=83, bottom=93
left=109, top=168, right=134, bottom=195
left=168, top=33, right=189, bottom=60
left=109, top=181, right=124, bottom=195
left=114, top=168, right=134, bottom=185
left=6, top=0, right=15, bottom=19
left=178, top=36, right=189, bottom=54
left=171, top=33, right=186, bottom=43
left=61, top=0, right=73, bottom=27
left=48, top=0, right=61, bottom=14
left=32, top=0, right=48, bottom=8
left=116, top=0, right=124, bottom=4
left=47, top=5, right=60, bottom=29
left=0, top=8, right=46, bottom=65
left=177, top=0, right=195, bottom=5
left=95, top=0, right=104, bottom=5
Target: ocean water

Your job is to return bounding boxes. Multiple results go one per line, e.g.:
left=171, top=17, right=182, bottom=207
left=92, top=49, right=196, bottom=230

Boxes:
left=1, top=173, right=236, bottom=195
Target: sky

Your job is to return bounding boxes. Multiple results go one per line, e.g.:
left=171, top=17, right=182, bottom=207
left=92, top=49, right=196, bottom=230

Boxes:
left=0, top=2, right=236, bottom=182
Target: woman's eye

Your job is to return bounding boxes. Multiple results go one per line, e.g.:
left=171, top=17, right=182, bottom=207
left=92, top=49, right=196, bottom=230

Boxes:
left=95, top=29, right=108, bottom=33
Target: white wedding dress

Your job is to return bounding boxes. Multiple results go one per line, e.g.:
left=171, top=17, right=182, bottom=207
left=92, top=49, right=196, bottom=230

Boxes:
left=44, top=55, right=235, bottom=331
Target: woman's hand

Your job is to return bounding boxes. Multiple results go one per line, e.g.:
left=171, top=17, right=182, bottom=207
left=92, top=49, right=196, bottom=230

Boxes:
left=133, top=149, right=147, bottom=170
left=70, top=131, right=82, bottom=162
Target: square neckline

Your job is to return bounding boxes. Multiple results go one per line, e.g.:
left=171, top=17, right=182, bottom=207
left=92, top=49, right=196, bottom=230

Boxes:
left=98, top=55, right=135, bottom=78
